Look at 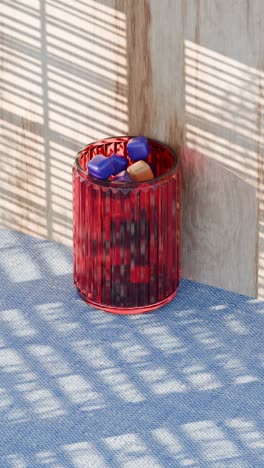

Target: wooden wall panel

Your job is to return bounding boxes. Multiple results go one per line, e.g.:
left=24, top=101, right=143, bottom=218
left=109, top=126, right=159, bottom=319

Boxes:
left=1, top=0, right=264, bottom=297
left=122, top=0, right=260, bottom=296
left=181, top=0, right=262, bottom=296
left=1, top=0, right=128, bottom=244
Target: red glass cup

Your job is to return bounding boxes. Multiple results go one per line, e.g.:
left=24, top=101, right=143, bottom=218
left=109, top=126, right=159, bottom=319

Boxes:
left=72, top=136, right=181, bottom=314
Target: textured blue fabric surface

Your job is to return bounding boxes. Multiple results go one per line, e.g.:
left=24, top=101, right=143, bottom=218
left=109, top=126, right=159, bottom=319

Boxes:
left=1, top=228, right=264, bottom=467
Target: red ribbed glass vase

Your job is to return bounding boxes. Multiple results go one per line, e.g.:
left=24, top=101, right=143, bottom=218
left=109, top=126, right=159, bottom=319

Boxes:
left=72, top=136, right=181, bottom=314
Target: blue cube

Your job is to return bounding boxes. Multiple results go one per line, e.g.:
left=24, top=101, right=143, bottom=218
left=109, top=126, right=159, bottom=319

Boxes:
left=87, top=154, right=114, bottom=180
left=127, top=136, right=150, bottom=161
left=112, top=170, right=134, bottom=183
left=109, top=154, right=128, bottom=175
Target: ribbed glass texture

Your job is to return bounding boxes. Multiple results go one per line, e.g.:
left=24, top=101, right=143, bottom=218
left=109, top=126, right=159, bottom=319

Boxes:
left=73, top=136, right=181, bottom=314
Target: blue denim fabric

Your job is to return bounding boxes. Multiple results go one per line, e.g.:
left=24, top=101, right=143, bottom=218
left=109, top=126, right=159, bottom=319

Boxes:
left=0, top=227, right=264, bottom=467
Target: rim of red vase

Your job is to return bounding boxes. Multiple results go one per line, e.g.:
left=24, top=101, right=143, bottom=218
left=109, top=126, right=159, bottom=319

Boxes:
left=74, top=135, right=179, bottom=188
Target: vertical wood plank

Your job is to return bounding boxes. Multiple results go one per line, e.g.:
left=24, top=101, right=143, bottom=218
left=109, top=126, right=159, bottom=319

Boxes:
left=125, top=0, right=185, bottom=147
left=1, top=1, right=47, bottom=239
left=256, top=47, right=264, bottom=298
left=0, top=0, right=127, bottom=245
left=122, top=0, right=259, bottom=296
left=1, top=0, right=263, bottom=296
left=182, top=0, right=262, bottom=296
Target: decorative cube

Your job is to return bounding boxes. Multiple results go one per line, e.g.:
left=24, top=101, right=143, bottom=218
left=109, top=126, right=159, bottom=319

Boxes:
left=128, top=161, right=154, bottom=182
left=112, top=170, right=134, bottom=183
left=87, top=154, right=114, bottom=179
left=127, top=136, right=150, bottom=161
left=109, top=154, right=128, bottom=175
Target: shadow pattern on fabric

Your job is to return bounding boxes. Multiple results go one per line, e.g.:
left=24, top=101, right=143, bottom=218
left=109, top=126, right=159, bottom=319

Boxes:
left=0, top=228, right=264, bottom=466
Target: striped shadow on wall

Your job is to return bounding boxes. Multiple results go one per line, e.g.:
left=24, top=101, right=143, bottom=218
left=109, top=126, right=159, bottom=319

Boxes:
left=0, top=0, right=128, bottom=245
left=182, top=39, right=263, bottom=297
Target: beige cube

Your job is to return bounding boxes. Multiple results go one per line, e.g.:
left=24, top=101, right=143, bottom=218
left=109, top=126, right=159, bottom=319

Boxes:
left=127, top=161, right=154, bottom=182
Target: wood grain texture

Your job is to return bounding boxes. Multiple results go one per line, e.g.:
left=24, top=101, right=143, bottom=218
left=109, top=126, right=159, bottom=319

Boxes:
left=125, top=0, right=185, bottom=148
left=181, top=0, right=262, bottom=296
left=0, top=0, right=127, bottom=244
left=1, top=0, right=264, bottom=296
left=122, top=0, right=259, bottom=296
